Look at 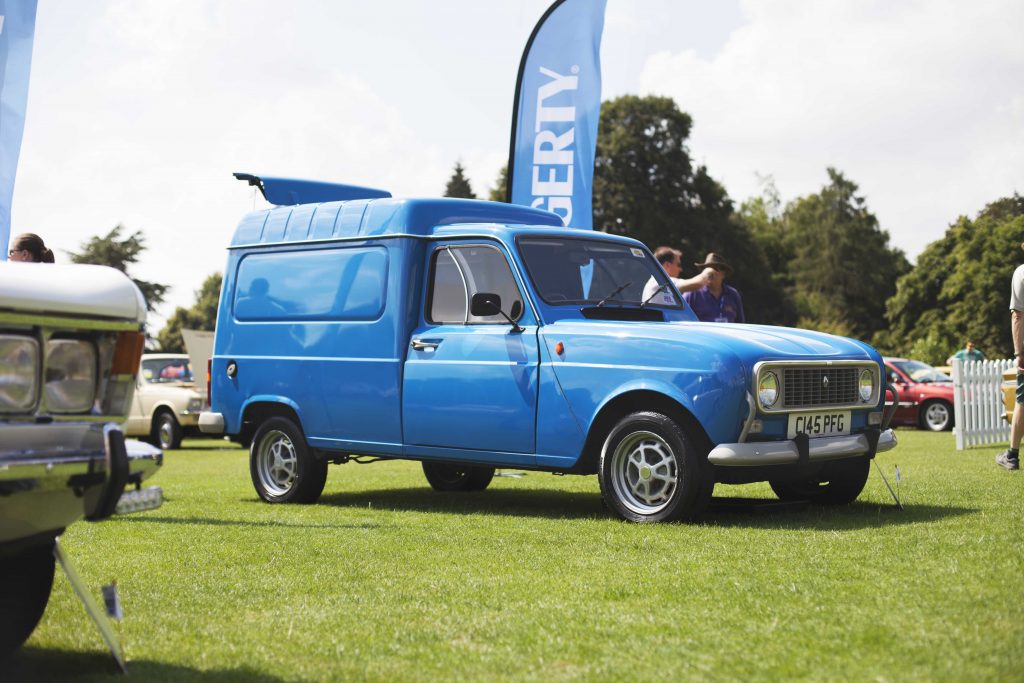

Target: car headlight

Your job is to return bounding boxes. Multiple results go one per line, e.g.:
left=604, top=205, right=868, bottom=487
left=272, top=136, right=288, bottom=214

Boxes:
left=758, top=371, right=779, bottom=409
left=0, top=335, right=39, bottom=412
left=187, top=397, right=203, bottom=413
left=45, top=339, right=97, bottom=413
left=859, top=369, right=875, bottom=402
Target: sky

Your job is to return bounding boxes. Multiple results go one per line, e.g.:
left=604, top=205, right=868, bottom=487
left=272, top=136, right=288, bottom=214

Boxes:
left=10, top=0, right=1024, bottom=328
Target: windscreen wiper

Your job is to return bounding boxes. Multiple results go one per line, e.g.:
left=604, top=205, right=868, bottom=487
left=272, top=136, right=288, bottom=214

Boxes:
left=596, top=281, right=632, bottom=308
left=640, top=282, right=670, bottom=308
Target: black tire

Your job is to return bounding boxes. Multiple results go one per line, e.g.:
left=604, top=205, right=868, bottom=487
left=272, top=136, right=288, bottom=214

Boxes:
left=0, top=541, right=56, bottom=659
left=249, top=416, right=327, bottom=504
left=769, top=457, right=870, bottom=505
left=597, top=411, right=713, bottom=522
left=151, top=409, right=183, bottom=450
left=422, top=462, right=495, bottom=491
left=919, top=399, right=953, bottom=432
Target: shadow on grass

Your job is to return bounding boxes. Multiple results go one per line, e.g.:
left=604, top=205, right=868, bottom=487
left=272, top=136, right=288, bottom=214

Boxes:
left=318, top=487, right=977, bottom=530
left=320, top=487, right=606, bottom=521
left=110, top=515, right=388, bottom=531
left=701, top=497, right=978, bottom=530
left=7, top=647, right=288, bottom=682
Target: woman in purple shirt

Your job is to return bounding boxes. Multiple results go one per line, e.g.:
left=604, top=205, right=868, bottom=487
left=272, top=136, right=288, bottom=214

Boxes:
left=682, top=253, right=745, bottom=323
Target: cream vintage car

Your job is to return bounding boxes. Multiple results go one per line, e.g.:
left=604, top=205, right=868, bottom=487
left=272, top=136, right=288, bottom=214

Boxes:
left=0, top=262, right=162, bottom=658
left=124, top=353, right=203, bottom=450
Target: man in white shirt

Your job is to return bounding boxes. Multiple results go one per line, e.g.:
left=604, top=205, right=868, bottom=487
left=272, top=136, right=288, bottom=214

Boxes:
left=642, top=246, right=713, bottom=302
left=996, top=243, right=1024, bottom=470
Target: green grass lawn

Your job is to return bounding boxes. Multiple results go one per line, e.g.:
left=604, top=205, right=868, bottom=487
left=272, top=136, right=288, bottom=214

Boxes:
left=8, top=430, right=1023, bottom=682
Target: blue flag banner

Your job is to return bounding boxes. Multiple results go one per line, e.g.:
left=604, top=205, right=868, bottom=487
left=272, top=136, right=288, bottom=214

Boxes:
left=507, top=0, right=607, bottom=230
left=0, top=0, right=37, bottom=260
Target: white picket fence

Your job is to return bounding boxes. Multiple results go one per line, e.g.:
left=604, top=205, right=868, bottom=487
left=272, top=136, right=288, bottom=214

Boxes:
left=952, top=358, right=1014, bottom=449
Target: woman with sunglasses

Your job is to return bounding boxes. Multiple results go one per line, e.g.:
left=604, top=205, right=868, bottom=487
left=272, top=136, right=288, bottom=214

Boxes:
left=7, top=233, right=55, bottom=263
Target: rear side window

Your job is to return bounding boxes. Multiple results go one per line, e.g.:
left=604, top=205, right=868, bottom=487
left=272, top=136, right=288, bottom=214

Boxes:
left=428, top=245, right=523, bottom=324
left=234, top=247, right=387, bottom=321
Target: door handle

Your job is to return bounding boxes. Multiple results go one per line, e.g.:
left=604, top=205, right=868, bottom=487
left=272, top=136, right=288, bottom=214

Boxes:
left=411, top=339, right=442, bottom=351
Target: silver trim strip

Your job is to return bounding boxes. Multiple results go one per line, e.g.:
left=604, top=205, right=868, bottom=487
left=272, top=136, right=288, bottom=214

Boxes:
left=707, top=428, right=897, bottom=466
left=737, top=392, right=757, bottom=443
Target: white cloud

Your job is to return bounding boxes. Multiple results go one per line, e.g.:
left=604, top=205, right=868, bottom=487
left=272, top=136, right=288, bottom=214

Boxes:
left=639, top=0, right=1024, bottom=256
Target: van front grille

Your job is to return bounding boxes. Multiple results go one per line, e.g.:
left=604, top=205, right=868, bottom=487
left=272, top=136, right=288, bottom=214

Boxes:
left=782, top=367, right=860, bottom=409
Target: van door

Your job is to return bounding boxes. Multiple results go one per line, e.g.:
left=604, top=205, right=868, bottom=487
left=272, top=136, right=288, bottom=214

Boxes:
left=402, top=243, right=539, bottom=461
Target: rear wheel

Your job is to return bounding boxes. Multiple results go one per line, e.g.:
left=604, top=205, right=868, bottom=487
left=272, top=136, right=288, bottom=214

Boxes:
left=0, top=541, right=56, bottom=659
left=421, top=462, right=495, bottom=491
left=769, top=457, right=870, bottom=505
left=920, top=400, right=953, bottom=431
left=598, top=411, right=713, bottom=523
left=249, top=416, right=327, bottom=503
left=152, top=410, right=183, bottom=450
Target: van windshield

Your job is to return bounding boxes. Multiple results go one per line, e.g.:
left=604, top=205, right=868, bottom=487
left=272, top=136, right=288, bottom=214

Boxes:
left=517, top=237, right=681, bottom=308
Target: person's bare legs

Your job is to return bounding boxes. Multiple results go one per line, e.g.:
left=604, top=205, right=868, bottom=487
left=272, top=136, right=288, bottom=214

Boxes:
left=997, top=374, right=1023, bottom=470
left=1013, top=402, right=1024, bottom=451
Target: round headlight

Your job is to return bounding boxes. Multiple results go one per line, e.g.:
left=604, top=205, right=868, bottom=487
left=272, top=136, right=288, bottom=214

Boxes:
left=859, top=369, right=874, bottom=402
left=758, top=371, right=779, bottom=409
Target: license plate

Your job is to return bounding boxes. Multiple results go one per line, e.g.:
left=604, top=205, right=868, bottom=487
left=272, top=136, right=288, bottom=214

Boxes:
left=787, top=411, right=851, bottom=439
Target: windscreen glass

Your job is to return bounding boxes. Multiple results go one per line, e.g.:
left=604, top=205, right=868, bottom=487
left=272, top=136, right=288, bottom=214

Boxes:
left=892, top=360, right=950, bottom=383
left=518, top=238, right=681, bottom=307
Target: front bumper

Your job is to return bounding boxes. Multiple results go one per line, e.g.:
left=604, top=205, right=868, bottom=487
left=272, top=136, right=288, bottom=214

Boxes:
left=708, top=428, right=897, bottom=466
left=0, top=422, right=162, bottom=545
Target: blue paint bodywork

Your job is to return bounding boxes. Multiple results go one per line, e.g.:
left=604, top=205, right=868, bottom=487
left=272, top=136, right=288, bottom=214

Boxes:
left=210, top=195, right=886, bottom=471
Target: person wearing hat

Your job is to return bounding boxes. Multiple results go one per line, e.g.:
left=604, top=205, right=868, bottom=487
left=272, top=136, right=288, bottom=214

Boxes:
left=682, top=252, right=745, bottom=323
left=996, top=241, right=1024, bottom=471
left=641, top=246, right=713, bottom=301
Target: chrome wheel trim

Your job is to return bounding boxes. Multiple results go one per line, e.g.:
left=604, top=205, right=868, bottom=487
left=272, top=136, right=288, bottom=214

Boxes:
left=925, top=402, right=949, bottom=429
left=609, top=430, right=679, bottom=516
left=256, top=430, right=298, bottom=496
left=158, top=417, right=174, bottom=448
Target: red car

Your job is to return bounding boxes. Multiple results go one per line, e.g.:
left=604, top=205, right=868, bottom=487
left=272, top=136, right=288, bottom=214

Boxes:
left=883, top=357, right=955, bottom=431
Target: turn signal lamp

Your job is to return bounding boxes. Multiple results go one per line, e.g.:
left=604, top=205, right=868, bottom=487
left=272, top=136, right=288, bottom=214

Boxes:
left=111, top=331, right=145, bottom=376
left=555, top=342, right=564, bottom=356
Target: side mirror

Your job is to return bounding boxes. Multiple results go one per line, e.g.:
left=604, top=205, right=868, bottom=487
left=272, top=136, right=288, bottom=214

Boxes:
left=471, top=292, right=502, bottom=317
left=470, top=292, right=524, bottom=333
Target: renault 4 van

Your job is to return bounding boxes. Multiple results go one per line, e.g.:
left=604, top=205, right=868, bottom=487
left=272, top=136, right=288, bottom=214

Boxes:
left=200, top=175, right=897, bottom=523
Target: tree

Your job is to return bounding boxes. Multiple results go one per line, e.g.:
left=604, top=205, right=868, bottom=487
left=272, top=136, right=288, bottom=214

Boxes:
left=881, top=195, right=1024, bottom=360
left=443, top=161, right=476, bottom=199
left=156, top=273, right=222, bottom=353
left=771, top=169, right=909, bottom=340
left=489, top=164, right=508, bottom=203
left=69, top=225, right=169, bottom=311
left=592, top=94, right=789, bottom=324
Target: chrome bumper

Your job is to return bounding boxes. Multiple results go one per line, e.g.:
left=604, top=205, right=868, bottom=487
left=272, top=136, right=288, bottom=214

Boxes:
left=708, top=428, right=897, bottom=467
left=0, top=422, right=162, bottom=485
left=0, top=423, right=163, bottom=544
left=198, top=411, right=224, bottom=434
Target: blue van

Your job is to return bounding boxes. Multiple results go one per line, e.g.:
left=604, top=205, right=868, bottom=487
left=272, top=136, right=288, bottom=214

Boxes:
left=200, top=175, right=897, bottom=522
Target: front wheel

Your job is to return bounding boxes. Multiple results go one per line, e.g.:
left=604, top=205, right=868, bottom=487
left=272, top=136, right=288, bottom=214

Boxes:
left=920, top=400, right=953, bottom=431
left=0, top=541, right=56, bottom=659
left=769, top=457, right=870, bottom=505
left=152, top=410, right=183, bottom=450
left=422, top=462, right=495, bottom=491
left=250, top=416, right=327, bottom=503
left=598, top=411, right=713, bottom=523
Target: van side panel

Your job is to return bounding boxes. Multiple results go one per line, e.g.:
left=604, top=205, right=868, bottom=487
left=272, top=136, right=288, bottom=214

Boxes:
left=212, top=239, right=414, bottom=453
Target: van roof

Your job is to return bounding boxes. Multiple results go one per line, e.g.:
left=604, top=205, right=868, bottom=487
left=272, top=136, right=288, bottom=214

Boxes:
left=230, top=197, right=566, bottom=248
